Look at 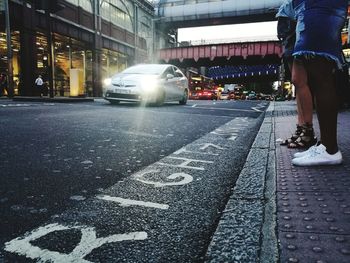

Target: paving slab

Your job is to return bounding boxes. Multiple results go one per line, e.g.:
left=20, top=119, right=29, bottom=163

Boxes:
left=274, top=101, right=350, bottom=263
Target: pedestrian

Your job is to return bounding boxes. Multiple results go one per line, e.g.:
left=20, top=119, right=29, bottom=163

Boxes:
left=0, top=73, right=8, bottom=97
left=276, top=0, right=316, bottom=149
left=35, top=75, right=44, bottom=97
left=291, top=0, right=347, bottom=166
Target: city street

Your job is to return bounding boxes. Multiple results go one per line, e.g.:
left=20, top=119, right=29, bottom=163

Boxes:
left=0, top=98, right=268, bottom=262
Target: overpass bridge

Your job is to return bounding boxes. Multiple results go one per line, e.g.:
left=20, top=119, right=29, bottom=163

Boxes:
left=158, top=40, right=282, bottom=64
left=154, top=0, right=284, bottom=29
left=157, top=40, right=282, bottom=83
left=151, top=1, right=285, bottom=83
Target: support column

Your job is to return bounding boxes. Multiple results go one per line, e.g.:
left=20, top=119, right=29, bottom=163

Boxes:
left=19, top=4, right=37, bottom=96
left=92, top=0, right=102, bottom=97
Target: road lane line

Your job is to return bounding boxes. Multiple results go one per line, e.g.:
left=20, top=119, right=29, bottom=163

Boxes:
left=185, top=105, right=257, bottom=112
left=97, top=195, right=169, bottom=210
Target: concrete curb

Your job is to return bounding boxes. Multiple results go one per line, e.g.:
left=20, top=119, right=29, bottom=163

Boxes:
left=205, top=102, right=278, bottom=263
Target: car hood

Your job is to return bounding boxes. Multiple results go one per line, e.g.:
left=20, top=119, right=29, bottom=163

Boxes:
left=111, top=74, right=159, bottom=86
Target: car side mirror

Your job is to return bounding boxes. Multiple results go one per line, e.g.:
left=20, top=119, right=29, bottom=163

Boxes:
left=166, top=74, right=174, bottom=80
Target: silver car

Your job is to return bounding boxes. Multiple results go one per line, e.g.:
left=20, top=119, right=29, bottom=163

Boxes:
left=104, top=64, right=189, bottom=106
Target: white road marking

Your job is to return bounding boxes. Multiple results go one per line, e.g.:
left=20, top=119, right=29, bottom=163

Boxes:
left=4, top=223, right=147, bottom=263
left=185, top=105, right=257, bottom=112
left=199, top=143, right=225, bottom=151
left=173, top=147, right=219, bottom=156
left=97, top=195, right=169, bottom=210
left=134, top=170, right=193, bottom=187
left=191, top=104, right=197, bottom=107
left=0, top=103, right=31, bottom=107
left=158, top=156, right=213, bottom=171
left=251, top=107, right=263, bottom=112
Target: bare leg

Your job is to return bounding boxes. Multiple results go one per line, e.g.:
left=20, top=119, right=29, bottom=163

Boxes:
left=307, top=57, right=339, bottom=154
left=296, top=92, right=305, bottom=125
left=287, top=59, right=304, bottom=125
left=292, top=59, right=313, bottom=125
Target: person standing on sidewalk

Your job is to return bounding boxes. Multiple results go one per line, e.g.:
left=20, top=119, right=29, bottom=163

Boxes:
left=291, top=0, right=347, bottom=166
left=0, top=73, right=8, bottom=97
left=276, top=0, right=316, bottom=149
left=35, top=75, right=44, bottom=97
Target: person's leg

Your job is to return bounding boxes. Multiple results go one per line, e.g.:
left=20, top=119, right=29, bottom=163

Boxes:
left=292, top=58, right=313, bottom=125
left=285, top=58, right=316, bottom=148
left=308, top=57, right=339, bottom=154
left=287, top=59, right=304, bottom=125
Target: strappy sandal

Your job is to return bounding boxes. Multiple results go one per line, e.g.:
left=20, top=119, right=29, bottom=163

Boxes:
left=280, top=125, right=303, bottom=146
left=287, top=125, right=317, bottom=149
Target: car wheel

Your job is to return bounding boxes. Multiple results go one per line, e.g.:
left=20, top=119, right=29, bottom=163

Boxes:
left=179, top=89, right=188, bottom=105
left=155, top=89, right=165, bottom=106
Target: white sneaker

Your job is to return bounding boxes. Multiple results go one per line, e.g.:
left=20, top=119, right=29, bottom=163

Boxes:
left=292, top=144, right=343, bottom=166
left=293, top=145, right=317, bottom=158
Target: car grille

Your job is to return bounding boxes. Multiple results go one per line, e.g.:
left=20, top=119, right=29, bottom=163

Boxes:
left=112, top=84, right=136, bottom=88
left=107, top=93, right=140, bottom=100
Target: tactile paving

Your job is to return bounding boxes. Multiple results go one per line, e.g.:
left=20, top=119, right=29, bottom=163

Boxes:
left=277, top=191, right=350, bottom=233
left=279, top=232, right=350, bottom=263
left=274, top=102, right=350, bottom=263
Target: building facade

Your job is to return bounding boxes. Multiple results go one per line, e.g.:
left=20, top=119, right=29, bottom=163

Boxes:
left=0, top=0, right=157, bottom=97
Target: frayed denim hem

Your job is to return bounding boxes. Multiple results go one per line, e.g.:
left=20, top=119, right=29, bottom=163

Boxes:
left=293, top=51, right=342, bottom=69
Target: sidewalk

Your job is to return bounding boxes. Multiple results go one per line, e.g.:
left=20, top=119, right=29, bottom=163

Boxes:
left=274, top=101, right=350, bottom=263
left=10, top=96, right=94, bottom=103
left=206, top=101, right=350, bottom=263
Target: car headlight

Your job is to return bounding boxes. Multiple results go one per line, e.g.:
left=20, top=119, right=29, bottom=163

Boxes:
left=103, top=78, right=112, bottom=86
left=141, top=78, right=159, bottom=92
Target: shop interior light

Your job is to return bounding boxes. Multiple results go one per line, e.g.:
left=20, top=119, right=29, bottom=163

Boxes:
left=43, top=56, right=48, bottom=60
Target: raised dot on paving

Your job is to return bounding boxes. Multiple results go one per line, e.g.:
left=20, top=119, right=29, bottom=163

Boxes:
left=312, top=247, right=323, bottom=253
left=309, top=235, right=319, bottom=241
left=335, top=236, right=346, bottom=242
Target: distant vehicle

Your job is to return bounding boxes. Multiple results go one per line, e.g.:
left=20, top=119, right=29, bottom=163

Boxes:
left=264, top=95, right=274, bottom=101
left=234, top=90, right=246, bottom=100
left=247, top=92, right=257, bottom=100
left=228, top=91, right=235, bottom=100
left=219, top=91, right=230, bottom=100
left=104, top=64, right=189, bottom=106
left=275, top=95, right=285, bottom=101
left=190, top=89, right=217, bottom=100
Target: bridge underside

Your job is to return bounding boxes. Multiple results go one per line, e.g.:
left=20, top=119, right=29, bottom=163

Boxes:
left=155, top=0, right=283, bottom=29
left=157, top=12, right=277, bottom=30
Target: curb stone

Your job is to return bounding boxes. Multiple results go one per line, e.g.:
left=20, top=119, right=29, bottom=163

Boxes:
left=205, top=102, right=278, bottom=263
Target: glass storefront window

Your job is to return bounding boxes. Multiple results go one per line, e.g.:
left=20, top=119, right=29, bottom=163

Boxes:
left=0, top=31, right=21, bottom=96
left=53, top=34, right=92, bottom=96
left=101, top=49, right=128, bottom=81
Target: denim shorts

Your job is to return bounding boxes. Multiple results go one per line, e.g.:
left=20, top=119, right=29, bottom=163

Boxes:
left=292, top=0, right=347, bottom=69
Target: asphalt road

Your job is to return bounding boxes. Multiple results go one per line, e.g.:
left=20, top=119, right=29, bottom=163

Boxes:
left=0, top=98, right=268, bottom=262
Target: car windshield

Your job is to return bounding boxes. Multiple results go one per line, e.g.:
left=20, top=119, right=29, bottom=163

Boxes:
left=122, top=64, right=168, bottom=75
